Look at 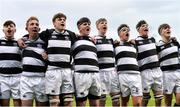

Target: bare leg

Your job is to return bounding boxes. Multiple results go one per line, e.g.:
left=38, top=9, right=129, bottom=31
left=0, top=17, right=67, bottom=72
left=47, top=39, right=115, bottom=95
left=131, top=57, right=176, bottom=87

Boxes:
left=142, top=93, right=150, bottom=106
left=13, top=99, right=21, bottom=106
left=132, top=96, right=142, bottom=106
left=121, top=96, right=130, bottom=106
left=21, top=99, right=33, bottom=106
left=1, top=99, right=10, bottom=106
left=49, top=95, right=60, bottom=107
left=164, top=94, right=173, bottom=106
left=110, top=92, right=120, bottom=107
left=89, top=99, right=100, bottom=107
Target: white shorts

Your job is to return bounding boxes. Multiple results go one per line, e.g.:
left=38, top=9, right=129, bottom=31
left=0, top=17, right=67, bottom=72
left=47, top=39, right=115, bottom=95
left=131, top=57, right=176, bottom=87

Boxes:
left=119, top=73, right=142, bottom=97
left=163, top=70, right=180, bottom=94
left=99, top=71, right=113, bottom=95
left=20, top=76, right=48, bottom=102
left=45, top=68, right=74, bottom=95
left=74, top=72, right=101, bottom=98
left=0, top=76, right=20, bottom=99
left=141, top=67, right=163, bottom=93
left=110, top=71, right=120, bottom=94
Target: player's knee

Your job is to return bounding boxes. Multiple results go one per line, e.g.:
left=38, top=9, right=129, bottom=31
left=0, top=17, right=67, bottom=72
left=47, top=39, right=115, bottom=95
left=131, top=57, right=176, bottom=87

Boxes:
left=154, top=94, right=163, bottom=101
left=100, top=94, right=106, bottom=101
left=63, top=94, right=73, bottom=102
left=143, top=94, right=151, bottom=101
left=76, top=96, right=88, bottom=102
left=88, top=94, right=101, bottom=100
left=111, top=94, right=120, bottom=103
left=49, top=98, right=60, bottom=106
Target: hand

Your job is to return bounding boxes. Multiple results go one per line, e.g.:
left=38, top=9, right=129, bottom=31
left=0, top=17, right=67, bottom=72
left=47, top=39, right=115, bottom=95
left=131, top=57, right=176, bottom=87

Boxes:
left=17, top=38, right=27, bottom=48
left=170, top=37, right=177, bottom=42
left=113, top=39, right=120, bottom=44
left=129, top=39, right=136, bottom=45
left=42, top=52, right=48, bottom=60
left=91, top=36, right=97, bottom=44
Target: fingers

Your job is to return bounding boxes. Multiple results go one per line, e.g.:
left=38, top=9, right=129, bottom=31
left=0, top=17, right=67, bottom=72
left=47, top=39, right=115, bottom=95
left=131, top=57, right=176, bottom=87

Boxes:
left=17, top=39, right=27, bottom=48
left=42, top=52, right=48, bottom=60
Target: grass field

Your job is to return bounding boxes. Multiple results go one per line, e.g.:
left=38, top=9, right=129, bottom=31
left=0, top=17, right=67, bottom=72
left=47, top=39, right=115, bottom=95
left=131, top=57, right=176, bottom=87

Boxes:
left=9, top=93, right=176, bottom=106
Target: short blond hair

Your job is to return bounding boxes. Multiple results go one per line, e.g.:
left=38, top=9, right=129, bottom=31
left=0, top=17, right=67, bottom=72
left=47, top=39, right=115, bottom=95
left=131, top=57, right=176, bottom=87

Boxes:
left=96, top=18, right=107, bottom=28
left=26, top=16, right=39, bottom=28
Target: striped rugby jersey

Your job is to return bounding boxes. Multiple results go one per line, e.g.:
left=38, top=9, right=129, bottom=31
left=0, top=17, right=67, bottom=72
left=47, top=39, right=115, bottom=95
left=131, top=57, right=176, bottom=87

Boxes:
left=0, top=38, right=22, bottom=75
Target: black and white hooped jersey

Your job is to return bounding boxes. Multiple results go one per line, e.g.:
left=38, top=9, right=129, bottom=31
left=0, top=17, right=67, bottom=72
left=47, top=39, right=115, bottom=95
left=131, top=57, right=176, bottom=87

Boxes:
left=135, top=36, right=160, bottom=71
left=0, top=38, right=22, bottom=75
left=22, top=36, right=46, bottom=76
left=114, top=41, right=139, bottom=74
left=72, top=36, right=99, bottom=73
left=45, top=30, right=76, bottom=70
left=156, top=40, right=180, bottom=71
left=94, top=35, right=115, bottom=72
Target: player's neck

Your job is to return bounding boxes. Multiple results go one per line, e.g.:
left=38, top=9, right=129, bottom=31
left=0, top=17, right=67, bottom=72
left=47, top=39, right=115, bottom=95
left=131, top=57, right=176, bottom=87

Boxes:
left=29, top=34, right=38, bottom=41
left=98, top=32, right=106, bottom=37
left=162, top=36, right=170, bottom=43
left=5, top=36, right=14, bottom=40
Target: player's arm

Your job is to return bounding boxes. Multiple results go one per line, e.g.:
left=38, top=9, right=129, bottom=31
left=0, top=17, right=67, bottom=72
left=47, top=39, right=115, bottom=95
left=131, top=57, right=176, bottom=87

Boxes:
left=17, top=34, right=29, bottom=48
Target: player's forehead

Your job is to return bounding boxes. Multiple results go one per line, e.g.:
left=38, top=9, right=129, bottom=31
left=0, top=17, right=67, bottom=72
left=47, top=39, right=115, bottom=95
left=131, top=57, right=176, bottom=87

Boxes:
left=28, top=20, right=39, bottom=25
left=3, top=23, right=15, bottom=27
left=55, top=17, right=66, bottom=21
left=140, top=24, right=148, bottom=27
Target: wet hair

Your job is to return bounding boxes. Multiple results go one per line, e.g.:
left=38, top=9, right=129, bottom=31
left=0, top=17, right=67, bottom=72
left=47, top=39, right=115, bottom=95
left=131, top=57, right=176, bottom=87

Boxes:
left=117, top=24, right=129, bottom=34
left=96, top=18, right=107, bottom=28
left=136, top=20, right=147, bottom=31
left=52, top=12, right=66, bottom=22
left=158, top=23, right=170, bottom=35
left=3, top=20, right=16, bottom=27
left=26, top=16, right=39, bottom=28
left=77, top=17, right=91, bottom=28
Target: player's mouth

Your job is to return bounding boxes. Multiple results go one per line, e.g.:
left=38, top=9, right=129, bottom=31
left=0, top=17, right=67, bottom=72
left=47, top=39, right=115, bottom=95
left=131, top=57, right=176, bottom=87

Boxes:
left=167, top=31, right=171, bottom=34
left=86, top=28, right=90, bottom=31
left=7, top=30, right=12, bottom=33
left=126, top=33, right=129, bottom=37
left=103, top=27, right=107, bottom=30
left=144, top=29, right=148, bottom=32
left=32, top=29, right=38, bottom=32
left=61, top=24, right=65, bottom=26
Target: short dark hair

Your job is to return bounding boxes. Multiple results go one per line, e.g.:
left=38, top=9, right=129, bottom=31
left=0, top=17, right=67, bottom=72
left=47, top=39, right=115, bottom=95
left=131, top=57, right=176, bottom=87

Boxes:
left=158, top=23, right=170, bottom=35
left=77, top=17, right=91, bottom=28
left=3, top=20, right=16, bottom=27
left=117, top=24, right=129, bottom=34
left=52, top=13, right=66, bottom=22
left=136, top=20, right=147, bottom=31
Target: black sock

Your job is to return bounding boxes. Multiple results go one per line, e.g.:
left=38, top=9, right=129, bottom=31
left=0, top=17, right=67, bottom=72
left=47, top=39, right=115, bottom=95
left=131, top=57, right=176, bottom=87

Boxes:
left=174, top=103, right=180, bottom=107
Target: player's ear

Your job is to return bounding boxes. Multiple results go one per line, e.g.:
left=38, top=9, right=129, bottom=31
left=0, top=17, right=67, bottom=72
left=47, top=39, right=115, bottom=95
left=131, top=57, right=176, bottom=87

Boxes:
left=38, top=28, right=40, bottom=32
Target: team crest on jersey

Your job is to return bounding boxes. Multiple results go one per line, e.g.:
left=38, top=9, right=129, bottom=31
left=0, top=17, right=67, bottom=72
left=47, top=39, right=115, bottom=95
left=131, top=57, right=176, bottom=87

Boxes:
left=51, top=35, right=57, bottom=39
left=64, top=36, right=70, bottom=40
left=1, top=42, right=6, bottom=45
left=37, top=44, right=42, bottom=48
left=148, top=40, right=152, bottom=43
left=170, top=43, right=174, bottom=46
left=108, top=40, right=112, bottom=44
left=97, top=40, right=102, bottom=43
left=160, top=46, right=165, bottom=50
left=13, top=42, right=17, bottom=46
left=138, top=41, right=143, bottom=44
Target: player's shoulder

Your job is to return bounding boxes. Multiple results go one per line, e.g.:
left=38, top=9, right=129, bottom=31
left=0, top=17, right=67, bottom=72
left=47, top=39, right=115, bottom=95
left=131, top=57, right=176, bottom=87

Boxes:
left=156, top=40, right=164, bottom=46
